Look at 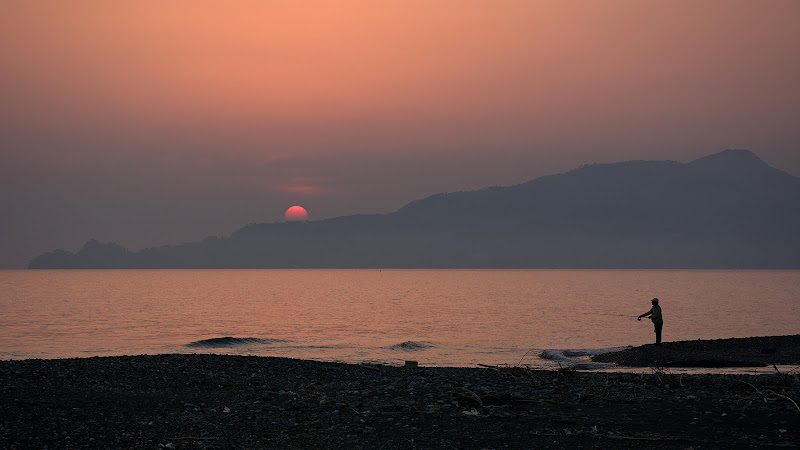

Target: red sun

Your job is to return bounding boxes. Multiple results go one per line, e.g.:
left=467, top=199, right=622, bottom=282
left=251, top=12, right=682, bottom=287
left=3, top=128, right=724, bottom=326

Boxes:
left=284, top=205, right=308, bottom=222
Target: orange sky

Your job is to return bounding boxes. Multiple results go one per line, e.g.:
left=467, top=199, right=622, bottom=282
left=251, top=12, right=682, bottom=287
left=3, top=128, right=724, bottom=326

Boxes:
left=1, top=1, right=799, bottom=267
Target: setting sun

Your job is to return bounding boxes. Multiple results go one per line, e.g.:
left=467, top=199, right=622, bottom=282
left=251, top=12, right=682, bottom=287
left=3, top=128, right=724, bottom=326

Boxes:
left=284, top=205, right=309, bottom=222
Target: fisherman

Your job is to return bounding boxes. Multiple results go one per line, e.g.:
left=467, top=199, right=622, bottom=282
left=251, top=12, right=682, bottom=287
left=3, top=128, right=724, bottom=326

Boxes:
left=638, top=298, right=663, bottom=345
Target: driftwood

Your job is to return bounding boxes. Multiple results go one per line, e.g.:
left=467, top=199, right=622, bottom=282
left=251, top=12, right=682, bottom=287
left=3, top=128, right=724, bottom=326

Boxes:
left=451, top=389, right=539, bottom=407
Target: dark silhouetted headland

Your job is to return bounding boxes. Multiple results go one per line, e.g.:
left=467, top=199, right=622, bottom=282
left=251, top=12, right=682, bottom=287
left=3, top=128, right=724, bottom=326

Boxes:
left=29, top=150, right=800, bottom=268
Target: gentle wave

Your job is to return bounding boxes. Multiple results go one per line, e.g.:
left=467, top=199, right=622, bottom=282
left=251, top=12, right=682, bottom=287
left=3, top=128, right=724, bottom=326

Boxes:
left=539, top=349, right=570, bottom=361
left=185, top=337, right=289, bottom=348
left=539, top=347, right=631, bottom=362
left=388, top=341, right=435, bottom=351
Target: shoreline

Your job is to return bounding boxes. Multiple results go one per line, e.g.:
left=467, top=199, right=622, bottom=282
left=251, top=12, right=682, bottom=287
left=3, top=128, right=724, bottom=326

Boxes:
left=591, top=334, right=800, bottom=368
left=2, top=336, right=799, bottom=448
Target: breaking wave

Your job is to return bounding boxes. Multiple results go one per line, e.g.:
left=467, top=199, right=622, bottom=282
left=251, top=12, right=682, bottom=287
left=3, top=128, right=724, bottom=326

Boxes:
left=540, top=347, right=630, bottom=361
left=388, top=341, right=435, bottom=351
left=185, top=337, right=288, bottom=348
left=537, top=347, right=633, bottom=370
left=539, top=349, right=570, bottom=361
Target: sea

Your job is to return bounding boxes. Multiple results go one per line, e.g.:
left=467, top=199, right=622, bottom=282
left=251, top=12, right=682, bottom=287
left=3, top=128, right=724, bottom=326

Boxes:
left=1, top=270, right=798, bottom=373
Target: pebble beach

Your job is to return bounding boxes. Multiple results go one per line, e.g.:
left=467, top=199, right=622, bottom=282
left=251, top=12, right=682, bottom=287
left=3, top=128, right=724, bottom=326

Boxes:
left=2, top=335, right=798, bottom=449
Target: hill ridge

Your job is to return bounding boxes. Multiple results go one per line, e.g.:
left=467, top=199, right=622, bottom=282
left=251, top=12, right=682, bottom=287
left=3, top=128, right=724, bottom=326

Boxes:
left=29, top=150, right=800, bottom=269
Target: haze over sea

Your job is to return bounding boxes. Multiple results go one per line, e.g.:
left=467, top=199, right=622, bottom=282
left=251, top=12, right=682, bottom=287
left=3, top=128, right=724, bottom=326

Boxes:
left=2, top=270, right=797, bottom=372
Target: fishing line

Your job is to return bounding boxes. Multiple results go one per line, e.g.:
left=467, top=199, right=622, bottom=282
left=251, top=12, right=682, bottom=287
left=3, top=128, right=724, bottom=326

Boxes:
left=511, top=309, right=653, bottom=367
left=515, top=348, right=538, bottom=367
left=568, top=311, right=639, bottom=318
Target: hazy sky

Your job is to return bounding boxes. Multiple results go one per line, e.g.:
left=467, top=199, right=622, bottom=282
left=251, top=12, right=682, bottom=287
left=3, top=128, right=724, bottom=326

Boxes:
left=1, top=1, right=799, bottom=268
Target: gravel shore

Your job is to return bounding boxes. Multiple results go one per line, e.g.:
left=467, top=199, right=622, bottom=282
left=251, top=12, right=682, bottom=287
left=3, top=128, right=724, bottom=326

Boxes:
left=592, top=335, right=800, bottom=368
left=2, top=337, right=799, bottom=449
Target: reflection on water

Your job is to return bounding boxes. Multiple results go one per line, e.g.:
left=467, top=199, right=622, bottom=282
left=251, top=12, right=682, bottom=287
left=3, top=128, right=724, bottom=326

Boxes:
left=1, top=269, right=798, bottom=372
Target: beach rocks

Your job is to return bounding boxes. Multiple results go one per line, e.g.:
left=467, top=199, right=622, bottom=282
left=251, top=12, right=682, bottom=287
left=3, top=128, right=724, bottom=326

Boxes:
left=1, top=350, right=798, bottom=448
left=592, top=335, right=800, bottom=367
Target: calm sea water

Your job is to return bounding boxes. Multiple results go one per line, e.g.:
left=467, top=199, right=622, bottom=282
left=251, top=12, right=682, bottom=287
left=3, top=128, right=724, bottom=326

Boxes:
left=1, top=270, right=798, bottom=371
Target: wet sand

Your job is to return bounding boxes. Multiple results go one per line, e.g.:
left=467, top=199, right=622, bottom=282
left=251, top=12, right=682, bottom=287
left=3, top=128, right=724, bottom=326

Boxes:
left=1, top=336, right=798, bottom=449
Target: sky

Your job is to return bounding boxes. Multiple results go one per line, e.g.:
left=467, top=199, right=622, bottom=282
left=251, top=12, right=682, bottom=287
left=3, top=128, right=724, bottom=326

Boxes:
left=1, top=0, right=799, bottom=269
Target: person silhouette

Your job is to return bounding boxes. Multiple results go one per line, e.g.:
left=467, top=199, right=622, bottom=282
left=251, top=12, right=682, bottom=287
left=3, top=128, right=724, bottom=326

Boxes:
left=638, top=298, right=663, bottom=345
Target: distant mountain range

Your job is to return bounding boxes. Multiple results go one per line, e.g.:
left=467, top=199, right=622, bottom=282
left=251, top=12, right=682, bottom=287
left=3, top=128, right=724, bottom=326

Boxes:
left=29, top=149, right=800, bottom=269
